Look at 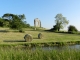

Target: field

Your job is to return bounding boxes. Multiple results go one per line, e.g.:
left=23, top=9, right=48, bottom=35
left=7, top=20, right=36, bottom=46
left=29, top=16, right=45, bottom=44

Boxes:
left=0, top=27, right=80, bottom=45
left=0, top=28, right=80, bottom=60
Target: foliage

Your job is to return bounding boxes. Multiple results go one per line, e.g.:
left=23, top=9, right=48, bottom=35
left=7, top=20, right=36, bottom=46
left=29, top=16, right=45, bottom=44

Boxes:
left=0, top=18, right=4, bottom=27
left=19, top=29, right=25, bottom=33
left=54, top=14, right=69, bottom=31
left=50, top=25, right=58, bottom=32
left=1, top=13, right=30, bottom=29
left=68, top=25, right=78, bottom=34
left=21, top=23, right=30, bottom=28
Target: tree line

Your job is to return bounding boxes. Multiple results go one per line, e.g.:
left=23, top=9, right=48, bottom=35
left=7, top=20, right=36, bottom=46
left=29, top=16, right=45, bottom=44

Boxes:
left=0, top=13, right=30, bottom=29
left=0, top=13, right=78, bottom=33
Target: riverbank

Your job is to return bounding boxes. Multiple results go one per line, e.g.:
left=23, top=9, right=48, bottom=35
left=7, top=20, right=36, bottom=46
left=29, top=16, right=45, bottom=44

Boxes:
left=0, top=41, right=80, bottom=47
left=0, top=28, right=80, bottom=60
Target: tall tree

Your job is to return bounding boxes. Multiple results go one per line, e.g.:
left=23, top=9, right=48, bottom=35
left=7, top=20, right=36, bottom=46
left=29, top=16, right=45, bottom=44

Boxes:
left=0, top=18, right=4, bottom=27
left=2, top=13, right=27, bottom=29
left=54, top=14, right=69, bottom=31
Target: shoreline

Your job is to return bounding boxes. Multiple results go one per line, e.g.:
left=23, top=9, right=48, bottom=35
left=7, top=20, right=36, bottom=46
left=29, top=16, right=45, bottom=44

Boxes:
left=0, top=41, right=80, bottom=47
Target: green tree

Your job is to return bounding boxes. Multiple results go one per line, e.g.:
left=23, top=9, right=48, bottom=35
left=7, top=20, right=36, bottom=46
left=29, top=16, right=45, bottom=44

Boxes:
left=54, top=14, right=69, bottom=31
left=68, top=25, right=78, bottom=33
left=0, top=18, right=4, bottom=27
left=2, top=13, right=28, bottom=29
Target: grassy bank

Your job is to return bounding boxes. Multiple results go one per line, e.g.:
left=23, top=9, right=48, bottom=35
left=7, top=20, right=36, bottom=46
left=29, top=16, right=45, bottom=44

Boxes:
left=0, top=47, right=79, bottom=60
left=0, top=41, right=80, bottom=48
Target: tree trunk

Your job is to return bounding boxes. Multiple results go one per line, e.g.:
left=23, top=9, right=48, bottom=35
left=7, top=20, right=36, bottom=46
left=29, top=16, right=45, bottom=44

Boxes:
left=58, top=28, right=60, bottom=31
left=58, top=27, right=60, bottom=31
left=58, top=24, right=60, bottom=31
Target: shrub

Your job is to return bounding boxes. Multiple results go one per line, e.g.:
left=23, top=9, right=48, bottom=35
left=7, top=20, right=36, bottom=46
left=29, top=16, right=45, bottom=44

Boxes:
left=19, top=29, right=25, bottom=33
left=50, top=25, right=58, bottom=32
left=68, top=25, right=78, bottom=34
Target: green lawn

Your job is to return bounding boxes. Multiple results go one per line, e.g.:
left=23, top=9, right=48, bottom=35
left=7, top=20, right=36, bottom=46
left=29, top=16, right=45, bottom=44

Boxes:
left=0, top=28, right=80, bottom=45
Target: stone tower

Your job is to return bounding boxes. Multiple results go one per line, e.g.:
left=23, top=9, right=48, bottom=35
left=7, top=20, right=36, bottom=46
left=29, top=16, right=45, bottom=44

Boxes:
left=34, top=18, right=41, bottom=30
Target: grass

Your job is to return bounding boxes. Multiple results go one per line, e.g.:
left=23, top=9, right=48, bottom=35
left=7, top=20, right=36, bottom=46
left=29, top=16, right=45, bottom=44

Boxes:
left=0, top=27, right=80, bottom=60
left=0, top=47, right=79, bottom=60
left=0, top=27, right=80, bottom=45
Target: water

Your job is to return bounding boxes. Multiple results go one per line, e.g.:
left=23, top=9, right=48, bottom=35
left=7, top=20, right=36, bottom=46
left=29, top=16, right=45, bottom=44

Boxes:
left=32, top=44, right=80, bottom=51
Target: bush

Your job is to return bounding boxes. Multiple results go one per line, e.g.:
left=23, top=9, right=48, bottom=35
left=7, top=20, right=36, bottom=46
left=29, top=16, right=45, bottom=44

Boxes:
left=68, top=25, right=78, bottom=33
left=19, top=29, right=25, bottom=33
left=50, top=25, right=58, bottom=32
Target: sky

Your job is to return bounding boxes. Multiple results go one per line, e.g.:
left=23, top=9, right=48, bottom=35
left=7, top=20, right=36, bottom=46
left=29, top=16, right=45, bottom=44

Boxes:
left=0, top=0, right=80, bottom=30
